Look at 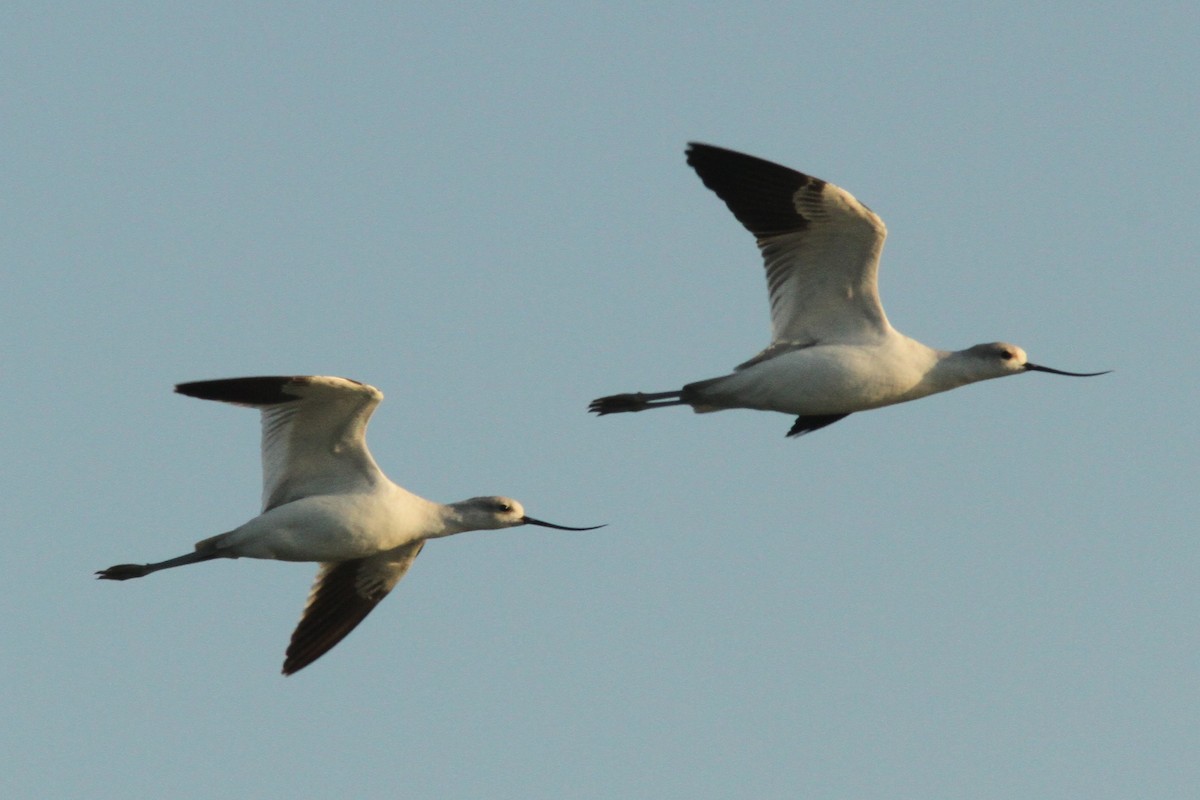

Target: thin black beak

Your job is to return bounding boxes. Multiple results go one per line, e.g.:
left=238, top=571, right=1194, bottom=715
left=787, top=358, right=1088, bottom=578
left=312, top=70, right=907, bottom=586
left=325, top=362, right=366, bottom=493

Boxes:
left=522, top=516, right=606, bottom=531
left=1025, top=363, right=1112, bottom=377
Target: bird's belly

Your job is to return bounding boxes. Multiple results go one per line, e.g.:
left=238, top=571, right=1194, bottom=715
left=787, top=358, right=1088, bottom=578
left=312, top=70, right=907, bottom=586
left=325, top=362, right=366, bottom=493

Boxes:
left=222, top=494, right=423, bottom=562
left=690, top=345, right=932, bottom=415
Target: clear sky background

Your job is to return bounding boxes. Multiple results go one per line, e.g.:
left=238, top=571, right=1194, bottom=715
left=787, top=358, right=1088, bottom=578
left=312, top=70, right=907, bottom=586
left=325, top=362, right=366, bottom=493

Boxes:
left=3, top=3, right=1196, bottom=798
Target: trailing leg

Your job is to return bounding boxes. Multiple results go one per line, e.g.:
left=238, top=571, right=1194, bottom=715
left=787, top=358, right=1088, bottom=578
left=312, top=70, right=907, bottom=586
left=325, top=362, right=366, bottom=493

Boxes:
left=96, top=549, right=223, bottom=581
left=588, top=390, right=686, bottom=415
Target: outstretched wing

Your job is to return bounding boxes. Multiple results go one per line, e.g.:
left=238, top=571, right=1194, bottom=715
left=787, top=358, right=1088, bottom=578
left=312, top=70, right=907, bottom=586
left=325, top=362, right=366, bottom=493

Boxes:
left=175, top=375, right=386, bottom=511
left=685, top=143, right=891, bottom=351
left=282, top=542, right=425, bottom=675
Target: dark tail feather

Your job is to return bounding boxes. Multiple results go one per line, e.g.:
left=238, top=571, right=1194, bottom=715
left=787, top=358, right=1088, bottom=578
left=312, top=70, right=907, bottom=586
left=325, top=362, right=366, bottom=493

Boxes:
left=589, top=390, right=686, bottom=415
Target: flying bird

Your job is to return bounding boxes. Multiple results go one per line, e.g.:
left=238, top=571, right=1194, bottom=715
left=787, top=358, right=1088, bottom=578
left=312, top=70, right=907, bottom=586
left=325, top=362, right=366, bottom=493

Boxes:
left=590, top=143, right=1108, bottom=437
left=98, top=376, right=602, bottom=675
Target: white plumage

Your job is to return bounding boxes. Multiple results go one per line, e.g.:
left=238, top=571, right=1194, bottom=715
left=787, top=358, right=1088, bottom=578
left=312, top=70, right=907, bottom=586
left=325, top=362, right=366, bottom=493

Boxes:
left=99, top=376, right=601, bottom=675
left=591, top=143, right=1108, bottom=437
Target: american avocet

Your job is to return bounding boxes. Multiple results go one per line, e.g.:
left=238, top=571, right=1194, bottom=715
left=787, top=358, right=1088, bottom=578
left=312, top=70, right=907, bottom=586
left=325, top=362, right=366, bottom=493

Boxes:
left=590, top=143, right=1108, bottom=437
left=98, top=376, right=602, bottom=675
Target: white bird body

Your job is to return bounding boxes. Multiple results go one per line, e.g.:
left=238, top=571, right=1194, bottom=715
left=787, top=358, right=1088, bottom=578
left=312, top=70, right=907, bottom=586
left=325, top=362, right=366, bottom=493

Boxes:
left=200, top=489, right=440, bottom=562
left=591, top=143, right=1107, bottom=436
left=688, top=337, right=948, bottom=416
left=98, top=375, right=601, bottom=674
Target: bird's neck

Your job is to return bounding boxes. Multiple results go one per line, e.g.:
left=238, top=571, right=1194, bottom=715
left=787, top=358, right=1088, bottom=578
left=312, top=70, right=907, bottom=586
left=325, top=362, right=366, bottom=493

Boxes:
left=925, top=349, right=996, bottom=391
left=428, top=502, right=482, bottom=539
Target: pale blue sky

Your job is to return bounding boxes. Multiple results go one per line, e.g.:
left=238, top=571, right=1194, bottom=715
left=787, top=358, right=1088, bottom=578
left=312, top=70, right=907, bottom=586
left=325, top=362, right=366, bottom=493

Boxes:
left=3, top=3, right=1197, bottom=798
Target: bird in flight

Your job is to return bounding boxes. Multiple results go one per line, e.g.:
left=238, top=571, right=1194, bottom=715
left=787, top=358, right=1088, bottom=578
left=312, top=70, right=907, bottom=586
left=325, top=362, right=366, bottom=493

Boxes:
left=98, top=376, right=602, bottom=675
left=590, top=143, right=1108, bottom=437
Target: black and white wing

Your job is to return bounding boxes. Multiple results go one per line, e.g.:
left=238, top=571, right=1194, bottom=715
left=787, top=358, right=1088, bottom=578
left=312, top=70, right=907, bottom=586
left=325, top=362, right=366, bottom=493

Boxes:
left=175, top=375, right=386, bottom=512
left=281, top=541, right=425, bottom=675
left=686, top=143, right=891, bottom=356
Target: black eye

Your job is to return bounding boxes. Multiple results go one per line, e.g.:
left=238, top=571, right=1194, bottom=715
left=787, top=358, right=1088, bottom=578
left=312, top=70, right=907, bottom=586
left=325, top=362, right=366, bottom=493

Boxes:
left=1001, top=350, right=1014, bottom=360
left=496, top=502, right=512, bottom=512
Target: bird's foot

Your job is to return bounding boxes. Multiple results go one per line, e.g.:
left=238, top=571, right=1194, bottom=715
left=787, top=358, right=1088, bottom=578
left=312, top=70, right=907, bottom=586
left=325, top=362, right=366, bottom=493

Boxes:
left=95, top=563, right=150, bottom=580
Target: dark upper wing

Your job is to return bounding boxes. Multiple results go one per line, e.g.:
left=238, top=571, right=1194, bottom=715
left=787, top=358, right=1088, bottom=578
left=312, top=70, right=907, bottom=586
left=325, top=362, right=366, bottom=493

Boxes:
left=281, top=542, right=425, bottom=676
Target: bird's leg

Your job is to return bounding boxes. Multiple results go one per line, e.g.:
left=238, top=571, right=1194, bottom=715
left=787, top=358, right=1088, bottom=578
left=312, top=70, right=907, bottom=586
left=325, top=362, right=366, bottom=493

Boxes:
left=588, top=390, right=686, bottom=415
left=96, top=550, right=222, bottom=581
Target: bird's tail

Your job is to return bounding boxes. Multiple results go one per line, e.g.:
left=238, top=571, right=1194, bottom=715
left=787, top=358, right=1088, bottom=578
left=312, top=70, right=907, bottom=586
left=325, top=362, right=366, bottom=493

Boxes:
left=193, top=531, right=232, bottom=553
left=588, top=390, right=687, bottom=415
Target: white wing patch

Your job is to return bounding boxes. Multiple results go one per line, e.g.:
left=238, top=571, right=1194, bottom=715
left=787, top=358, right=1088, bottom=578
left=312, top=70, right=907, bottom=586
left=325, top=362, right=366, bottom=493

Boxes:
left=176, top=375, right=387, bottom=511
left=686, top=143, right=892, bottom=353
left=762, top=179, right=889, bottom=344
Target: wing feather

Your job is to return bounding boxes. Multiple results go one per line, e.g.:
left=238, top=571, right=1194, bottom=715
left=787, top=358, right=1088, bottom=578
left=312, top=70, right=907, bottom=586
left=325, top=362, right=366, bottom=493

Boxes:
left=281, top=542, right=425, bottom=675
left=686, top=143, right=891, bottom=347
left=175, top=375, right=386, bottom=511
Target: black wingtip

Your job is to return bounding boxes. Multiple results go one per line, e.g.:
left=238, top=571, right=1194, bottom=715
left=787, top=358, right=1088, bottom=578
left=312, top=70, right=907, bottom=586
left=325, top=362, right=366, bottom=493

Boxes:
left=685, top=143, right=822, bottom=238
left=785, top=413, right=851, bottom=438
left=175, top=376, right=308, bottom=405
